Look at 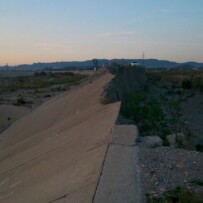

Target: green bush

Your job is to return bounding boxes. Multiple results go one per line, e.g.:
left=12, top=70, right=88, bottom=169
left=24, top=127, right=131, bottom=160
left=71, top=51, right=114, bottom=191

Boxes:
left=121, top=91, right=165, bottom=136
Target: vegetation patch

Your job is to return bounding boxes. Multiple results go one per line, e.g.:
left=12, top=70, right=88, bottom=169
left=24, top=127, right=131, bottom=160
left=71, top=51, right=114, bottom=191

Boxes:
left=121, top=69, right=203, bottom=150
left=0, top=71, right=87, bottom=107
left=0, top=71, right=86, bottom=93
left=121, top=91, right=165, bottom=136
left=146, top=186, right=203, bottom=203
left=190, top=179, right=203, bottom=187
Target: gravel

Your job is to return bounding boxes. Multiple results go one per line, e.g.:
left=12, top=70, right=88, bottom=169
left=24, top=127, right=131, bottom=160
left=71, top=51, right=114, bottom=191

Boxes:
left=139, top=146, right=203, bottom=201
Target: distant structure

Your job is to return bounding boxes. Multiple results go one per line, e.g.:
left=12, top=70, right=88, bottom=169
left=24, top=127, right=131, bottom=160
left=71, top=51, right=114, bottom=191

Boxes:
left=5, top=63, right=9, bottom=70
left=92, top=59, right=98, bottom=72
left=142, top=52, right=145, bottom=66
left=131, top=61, right=140, bottom=66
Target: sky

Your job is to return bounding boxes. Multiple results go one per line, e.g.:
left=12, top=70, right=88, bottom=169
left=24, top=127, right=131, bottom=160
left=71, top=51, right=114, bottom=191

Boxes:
left=0, top=0, right=203, bottom=65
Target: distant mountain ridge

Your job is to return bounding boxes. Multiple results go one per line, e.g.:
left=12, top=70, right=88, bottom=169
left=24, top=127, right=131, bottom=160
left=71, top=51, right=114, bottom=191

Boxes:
left=1, top=59, right=203, bottom=70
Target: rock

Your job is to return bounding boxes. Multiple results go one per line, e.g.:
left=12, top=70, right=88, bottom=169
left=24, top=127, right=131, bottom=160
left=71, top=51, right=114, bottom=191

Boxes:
left=141, top=136, right=163, bottom=148
left=166, top=133, right=185, bottom=146
left=166, top=134, right=176, bottom=145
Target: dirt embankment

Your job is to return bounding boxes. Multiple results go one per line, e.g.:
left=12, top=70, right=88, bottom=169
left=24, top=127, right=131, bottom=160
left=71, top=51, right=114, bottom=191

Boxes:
left=0, top=105, right=29, bottom=136
left=0, top=70, right=120, bottom=203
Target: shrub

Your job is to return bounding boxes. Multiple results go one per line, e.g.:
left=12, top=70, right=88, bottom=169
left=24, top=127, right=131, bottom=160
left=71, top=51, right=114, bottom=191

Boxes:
left=34, top=71, right=40, bottom=77
left=121, top=91, right=165, bottom=136
left=196, top=144, right=203, bottom=152
left=16, top=97, right=26, bottom=105
left=182, top=79, right=192, bottom=89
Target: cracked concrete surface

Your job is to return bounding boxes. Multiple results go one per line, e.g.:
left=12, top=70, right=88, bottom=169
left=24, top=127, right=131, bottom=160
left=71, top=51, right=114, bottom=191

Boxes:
left=93, top=125, right=142, bottom=203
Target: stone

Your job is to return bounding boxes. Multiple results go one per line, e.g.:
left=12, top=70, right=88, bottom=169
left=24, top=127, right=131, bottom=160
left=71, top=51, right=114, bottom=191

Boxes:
left=141, top=136, right=163, bottom=148
left=166, top=133, right=185, bottom=146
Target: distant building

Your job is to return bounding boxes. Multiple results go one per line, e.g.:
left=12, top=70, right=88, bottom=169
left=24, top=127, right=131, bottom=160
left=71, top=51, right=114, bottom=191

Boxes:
left=131, top=61, right=140, bottom=66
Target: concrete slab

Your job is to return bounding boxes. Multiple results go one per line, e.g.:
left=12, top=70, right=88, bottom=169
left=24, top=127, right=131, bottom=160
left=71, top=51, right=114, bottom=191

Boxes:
left=93, top=145, right=142, bottom=203
left=111, top=125, right=138, bottom=146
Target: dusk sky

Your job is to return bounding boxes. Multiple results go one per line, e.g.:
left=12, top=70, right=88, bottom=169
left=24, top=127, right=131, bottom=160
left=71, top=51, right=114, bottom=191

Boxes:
left=0, top=0, right=203, bottom=65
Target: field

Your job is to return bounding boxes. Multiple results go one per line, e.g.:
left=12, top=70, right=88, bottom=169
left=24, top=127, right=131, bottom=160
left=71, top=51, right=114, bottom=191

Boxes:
left=0, top=70, right=88, bottom=107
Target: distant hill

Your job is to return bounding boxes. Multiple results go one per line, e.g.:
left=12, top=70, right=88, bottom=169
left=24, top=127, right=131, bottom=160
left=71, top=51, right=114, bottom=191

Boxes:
left=1, top=59, right=203, bottom=70
left=172, top=63, right=197, bottom=70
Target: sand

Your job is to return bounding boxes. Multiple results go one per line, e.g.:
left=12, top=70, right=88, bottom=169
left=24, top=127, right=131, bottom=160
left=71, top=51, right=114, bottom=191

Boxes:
left=0, top=105, right=29, bottom=135
left=0, top=71, right=120, bottom=203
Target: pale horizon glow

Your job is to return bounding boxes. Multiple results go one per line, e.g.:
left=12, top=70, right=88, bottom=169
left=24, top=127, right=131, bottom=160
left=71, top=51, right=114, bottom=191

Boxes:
left=0, top=0, right=203, bottom=66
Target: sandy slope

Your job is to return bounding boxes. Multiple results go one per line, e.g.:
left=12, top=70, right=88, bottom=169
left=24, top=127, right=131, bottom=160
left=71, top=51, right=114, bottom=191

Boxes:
left=0, top=105, right=29, bottom=133
left=0, top=71, right=120, bottom=203
left=0, top=105, right=29, bottom=124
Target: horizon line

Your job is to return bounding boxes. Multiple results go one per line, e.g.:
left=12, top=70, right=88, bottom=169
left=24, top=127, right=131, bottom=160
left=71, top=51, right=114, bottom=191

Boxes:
left=1, top=58, right=203, bottom=67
